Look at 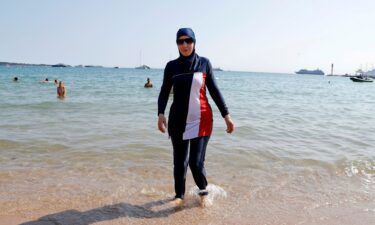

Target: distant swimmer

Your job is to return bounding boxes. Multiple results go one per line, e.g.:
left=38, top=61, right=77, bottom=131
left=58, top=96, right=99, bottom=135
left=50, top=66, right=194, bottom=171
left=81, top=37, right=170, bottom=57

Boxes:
left=54, top=79, right=59, bottom=86
left=40, top=78, right=49, bottom=83
left=57, top=81, right=66, bottom=98
left=13, top=77, right=18, bottom=82
left=144, top=78, right=153, bottom=88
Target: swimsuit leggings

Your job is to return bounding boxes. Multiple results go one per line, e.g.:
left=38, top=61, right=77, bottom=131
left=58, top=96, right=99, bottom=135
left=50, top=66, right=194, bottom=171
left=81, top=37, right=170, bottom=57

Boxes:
left=171, top=135, right=210, bottom=199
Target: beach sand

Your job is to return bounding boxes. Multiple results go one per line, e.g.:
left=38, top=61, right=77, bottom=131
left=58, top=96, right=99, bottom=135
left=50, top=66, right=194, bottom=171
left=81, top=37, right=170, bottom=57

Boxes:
left=1, top=169, right=374, bottom=225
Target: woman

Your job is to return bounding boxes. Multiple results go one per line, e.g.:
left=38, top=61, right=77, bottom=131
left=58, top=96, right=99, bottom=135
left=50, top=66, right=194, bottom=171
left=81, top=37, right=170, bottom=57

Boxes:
left=157, top=28, right=234, bottom=207
left=57, top=81, right=66, bottom=98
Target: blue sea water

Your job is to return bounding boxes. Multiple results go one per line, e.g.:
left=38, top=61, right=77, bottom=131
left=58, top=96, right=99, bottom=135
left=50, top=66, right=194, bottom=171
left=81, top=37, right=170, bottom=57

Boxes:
left=0, top=66, right=374, bottom=224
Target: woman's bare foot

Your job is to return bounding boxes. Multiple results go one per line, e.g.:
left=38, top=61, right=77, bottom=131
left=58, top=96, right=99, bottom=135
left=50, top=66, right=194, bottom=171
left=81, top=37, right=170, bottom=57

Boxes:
left=169, top=197, right=184, bottom=207
left=200, top=195, right=212, bottom=208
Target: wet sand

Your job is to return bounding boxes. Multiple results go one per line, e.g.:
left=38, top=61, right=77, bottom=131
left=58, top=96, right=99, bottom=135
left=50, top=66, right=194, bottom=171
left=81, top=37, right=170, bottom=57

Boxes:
left=3, top=193, right=375, bottom=225
left=1, top=166, right=375, bottom=225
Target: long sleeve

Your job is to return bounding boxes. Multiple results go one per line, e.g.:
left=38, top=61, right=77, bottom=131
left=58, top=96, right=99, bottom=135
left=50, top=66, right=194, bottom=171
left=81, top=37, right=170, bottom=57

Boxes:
left=205, top=60, right=229, bottom=118
left=158, top=63, right=173, bottom=115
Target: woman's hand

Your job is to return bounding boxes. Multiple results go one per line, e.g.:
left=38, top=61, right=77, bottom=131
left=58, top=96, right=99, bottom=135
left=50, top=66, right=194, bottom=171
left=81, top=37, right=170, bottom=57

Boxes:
left=224, top=114, right=234, bottom=134
left=158, top=114, right=167, bottom=133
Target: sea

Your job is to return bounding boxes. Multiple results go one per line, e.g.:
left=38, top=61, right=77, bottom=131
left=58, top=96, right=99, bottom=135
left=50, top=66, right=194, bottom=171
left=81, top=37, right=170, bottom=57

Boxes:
left=0, top=66, right=374, bottom=225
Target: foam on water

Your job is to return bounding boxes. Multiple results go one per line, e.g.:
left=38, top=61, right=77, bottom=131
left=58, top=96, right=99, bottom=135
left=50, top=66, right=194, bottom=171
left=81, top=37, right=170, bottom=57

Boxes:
left=188, top=184, right=227, bottom=202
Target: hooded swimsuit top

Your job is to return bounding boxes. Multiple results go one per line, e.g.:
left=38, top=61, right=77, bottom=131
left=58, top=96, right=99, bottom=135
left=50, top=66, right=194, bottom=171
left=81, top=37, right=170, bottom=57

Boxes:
left=158, top=52, right=229, bottom=139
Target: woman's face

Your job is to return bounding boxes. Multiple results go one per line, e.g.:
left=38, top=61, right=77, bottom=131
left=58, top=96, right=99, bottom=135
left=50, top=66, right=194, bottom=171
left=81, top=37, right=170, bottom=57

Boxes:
left=177, top=35, right=194, bottom=57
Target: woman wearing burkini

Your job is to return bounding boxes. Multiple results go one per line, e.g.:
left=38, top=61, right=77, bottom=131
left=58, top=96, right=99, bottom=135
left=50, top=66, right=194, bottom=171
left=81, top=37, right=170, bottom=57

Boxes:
left=158, top=28, right=234, bottom=207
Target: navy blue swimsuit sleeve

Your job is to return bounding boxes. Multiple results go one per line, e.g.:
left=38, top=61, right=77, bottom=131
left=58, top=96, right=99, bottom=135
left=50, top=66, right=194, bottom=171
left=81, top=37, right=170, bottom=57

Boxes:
left=158, top=62, right=173, bottom=115
left=205, top=60, right=229, bottom=118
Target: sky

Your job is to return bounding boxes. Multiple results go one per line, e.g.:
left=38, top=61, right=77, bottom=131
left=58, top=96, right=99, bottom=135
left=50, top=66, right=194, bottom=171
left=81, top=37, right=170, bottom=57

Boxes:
left=1, top=0, right=375, bottom=74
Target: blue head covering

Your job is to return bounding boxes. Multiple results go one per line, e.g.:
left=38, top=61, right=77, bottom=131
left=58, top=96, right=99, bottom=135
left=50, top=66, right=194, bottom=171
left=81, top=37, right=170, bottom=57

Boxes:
left=176, top=28, right=197, bottom=70
left=176, top=28, right=196, bottom=43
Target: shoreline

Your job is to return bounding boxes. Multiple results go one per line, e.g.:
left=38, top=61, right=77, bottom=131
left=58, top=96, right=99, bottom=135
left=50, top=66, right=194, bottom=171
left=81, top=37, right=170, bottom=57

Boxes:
left=1, top=165, right=374, bottom=225
left=2, top=191, right=374, bottom=225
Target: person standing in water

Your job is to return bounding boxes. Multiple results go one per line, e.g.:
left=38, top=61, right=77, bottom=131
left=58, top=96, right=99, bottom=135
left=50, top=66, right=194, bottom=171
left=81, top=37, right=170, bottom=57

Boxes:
left=157, top=28, right=234, bottom=207
left=57, top=81, right=66, bottom=98
left=144, top=78, right=153, bottom=88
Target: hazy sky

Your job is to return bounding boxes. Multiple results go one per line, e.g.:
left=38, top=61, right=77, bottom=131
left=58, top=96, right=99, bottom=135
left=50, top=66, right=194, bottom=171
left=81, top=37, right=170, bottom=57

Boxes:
left=1, top=0, right=375, bottom=74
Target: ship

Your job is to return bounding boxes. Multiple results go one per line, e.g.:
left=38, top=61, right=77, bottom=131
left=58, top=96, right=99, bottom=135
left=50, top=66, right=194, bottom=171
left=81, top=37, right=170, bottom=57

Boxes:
left=135, top=50, right=150, bottom=69
left=295, top=69, right=324, bottom=75
left=135, top=65, right=150, bottom=69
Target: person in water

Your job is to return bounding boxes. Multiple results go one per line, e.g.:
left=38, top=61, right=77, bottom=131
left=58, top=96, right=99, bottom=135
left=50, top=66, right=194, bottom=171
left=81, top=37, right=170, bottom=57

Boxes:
left=54, top=79, right=59, bottom=86
left=57, top=81, right=66, bottom=98
left=144, top=78, right=153, bottom=88
left=13, top=77, right=18, bottom=82
left=157, top=28, right=234, bottom=207
left=40, top=78, right=49, bottom=83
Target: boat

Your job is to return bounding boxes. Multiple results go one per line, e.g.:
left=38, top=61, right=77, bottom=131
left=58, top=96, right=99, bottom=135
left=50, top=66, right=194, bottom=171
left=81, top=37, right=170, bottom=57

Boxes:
left=135, top=65, right=150, bottom=69
left=295, top=69, right=325, bottom=75
left=350, top=75, right=373, bottom=82
left=135, top=50, right=150, bottom=69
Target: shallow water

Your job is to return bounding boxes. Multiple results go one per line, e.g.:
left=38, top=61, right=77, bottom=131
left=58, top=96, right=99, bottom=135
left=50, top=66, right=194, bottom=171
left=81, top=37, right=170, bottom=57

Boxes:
left=0, top=66, right=374, bottom=224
